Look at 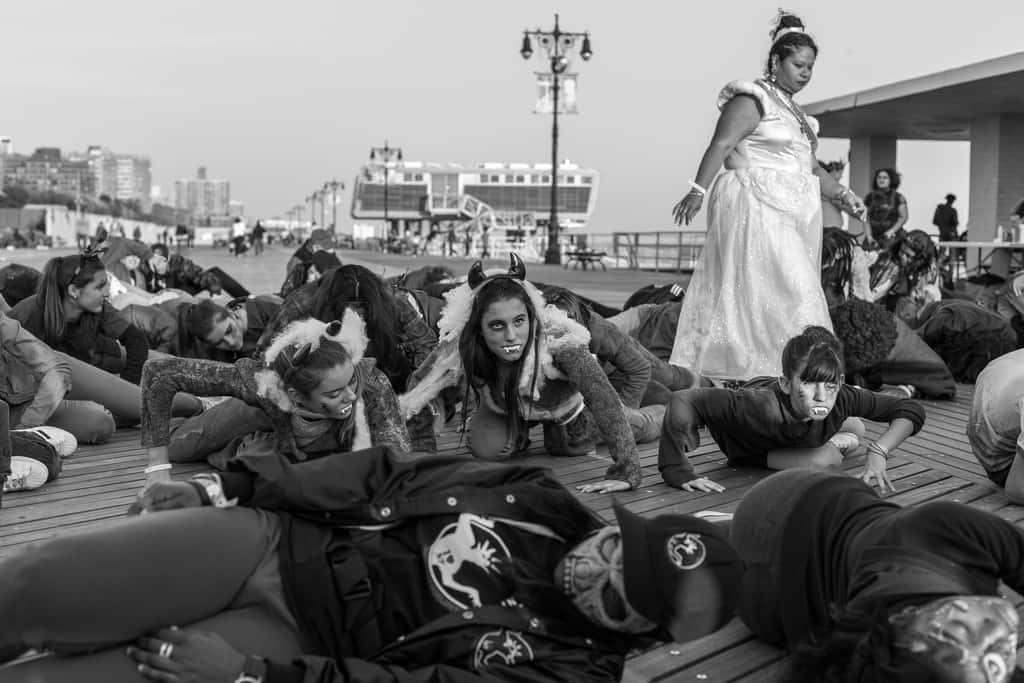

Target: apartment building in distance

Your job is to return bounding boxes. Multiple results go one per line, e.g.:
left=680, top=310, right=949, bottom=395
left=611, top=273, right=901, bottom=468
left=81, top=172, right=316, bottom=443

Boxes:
left=173, top=166, right=231, bottom=222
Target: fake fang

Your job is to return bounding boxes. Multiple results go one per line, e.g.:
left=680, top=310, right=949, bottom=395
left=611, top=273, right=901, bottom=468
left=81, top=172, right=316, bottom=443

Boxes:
left=502, top=344, right=522, bottom=355
left=811, top=406, right=829, bottom=417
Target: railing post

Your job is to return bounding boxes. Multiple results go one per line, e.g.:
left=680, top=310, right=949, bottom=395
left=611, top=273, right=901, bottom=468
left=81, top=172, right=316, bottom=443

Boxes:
left=676, top=231, right=683, bottom=273
left=655, top=231, right=661, bottom=272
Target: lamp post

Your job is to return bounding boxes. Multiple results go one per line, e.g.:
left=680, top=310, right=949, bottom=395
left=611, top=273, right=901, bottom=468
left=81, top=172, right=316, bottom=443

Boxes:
left=307, top=192, right=319, bottom=228
left=294, top=204, right=305, bottom=232
left=369, top=142, right=403, bottom=240
left=323, top=179, right=345, bottom=231
left=521, top=15, right=592, bottom=265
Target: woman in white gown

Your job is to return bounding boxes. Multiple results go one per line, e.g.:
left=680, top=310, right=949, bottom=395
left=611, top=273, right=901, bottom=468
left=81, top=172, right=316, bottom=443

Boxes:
left=670, top=12, right=866, bottom=383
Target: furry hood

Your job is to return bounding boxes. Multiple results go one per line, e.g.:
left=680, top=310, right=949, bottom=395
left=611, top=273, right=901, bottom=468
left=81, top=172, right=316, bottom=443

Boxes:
left=399, top=269, right=591, bottom=419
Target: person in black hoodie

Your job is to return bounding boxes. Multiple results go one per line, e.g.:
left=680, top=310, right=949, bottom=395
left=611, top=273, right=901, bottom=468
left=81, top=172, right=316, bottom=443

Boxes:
left=732, top=469, right=1024, bottom=683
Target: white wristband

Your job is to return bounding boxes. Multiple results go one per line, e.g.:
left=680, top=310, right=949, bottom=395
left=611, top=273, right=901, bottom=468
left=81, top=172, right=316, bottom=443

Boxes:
left=192, top=473, right=238, bottom=508
left=144, top=463, right=172, bottom=475
left=688, top=179, right=707, bottom=196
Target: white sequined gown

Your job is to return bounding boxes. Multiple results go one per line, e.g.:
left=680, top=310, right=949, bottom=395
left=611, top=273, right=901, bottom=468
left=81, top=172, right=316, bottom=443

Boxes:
left=670, top=79, right=831, bottom=381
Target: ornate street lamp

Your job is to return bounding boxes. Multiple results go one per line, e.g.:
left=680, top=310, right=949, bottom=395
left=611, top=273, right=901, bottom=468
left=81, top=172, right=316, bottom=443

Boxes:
left=369, top=142, right=403, bottom=239
left=521, top=15, right=592, bottom=265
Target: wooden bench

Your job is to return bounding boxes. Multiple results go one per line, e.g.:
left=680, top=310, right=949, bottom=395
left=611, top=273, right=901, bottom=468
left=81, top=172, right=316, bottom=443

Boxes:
left=564, top=250, right=607, bottom=270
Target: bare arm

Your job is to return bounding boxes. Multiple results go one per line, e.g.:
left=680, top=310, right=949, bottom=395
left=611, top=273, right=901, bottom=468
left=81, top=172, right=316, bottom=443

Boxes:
left=672, top=96, right=761, bottom=225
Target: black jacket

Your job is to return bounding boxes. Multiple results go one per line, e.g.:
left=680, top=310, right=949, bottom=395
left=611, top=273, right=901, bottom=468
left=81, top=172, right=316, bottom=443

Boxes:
left=219, top=446, right=633, bottom=683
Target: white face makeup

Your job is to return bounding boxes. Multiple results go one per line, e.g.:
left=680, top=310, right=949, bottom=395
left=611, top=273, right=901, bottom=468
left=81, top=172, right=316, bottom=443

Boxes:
left=480, top=297, right=531, bottom=364
left=554, top=526, right=657, bottom=634
left=892, top=596, right=1019, bottom=683
left=779, top=373, right=842, bottom=421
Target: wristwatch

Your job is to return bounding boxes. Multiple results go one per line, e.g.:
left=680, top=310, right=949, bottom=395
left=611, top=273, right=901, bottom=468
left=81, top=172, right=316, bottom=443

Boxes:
left=234, top=655, right=267, bottom=683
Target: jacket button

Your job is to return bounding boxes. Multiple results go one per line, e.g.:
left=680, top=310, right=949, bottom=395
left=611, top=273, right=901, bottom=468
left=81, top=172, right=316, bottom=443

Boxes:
left=462, top=610, right=474, bottom=620
left=528, top=618, right=541, bottom=629
left=584, top=638, right=594, bottom=646
left=397, top=634, right=406, bottom=642
left=447, top=496, right=457, bottom=506
left=380, top=506, right=392, bottom=517
left=505, top=494, right=516, bottom=504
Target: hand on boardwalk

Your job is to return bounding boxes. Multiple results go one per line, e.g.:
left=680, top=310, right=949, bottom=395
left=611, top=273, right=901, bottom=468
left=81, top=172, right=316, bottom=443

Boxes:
left=860, top=452, right=895, bottom=493
left=128, top=626, right=245, bottom=683
left=129, top=481, right=203, bottom=515
left=679, top=476, right=725, bottom=493
left=577, top=479, right=633, bottom=494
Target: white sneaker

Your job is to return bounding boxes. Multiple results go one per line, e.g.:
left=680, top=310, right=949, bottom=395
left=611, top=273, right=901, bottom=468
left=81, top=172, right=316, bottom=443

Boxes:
left=12, top=426, right=78, bottom=458
left=3, top=456, right=49, bottom=492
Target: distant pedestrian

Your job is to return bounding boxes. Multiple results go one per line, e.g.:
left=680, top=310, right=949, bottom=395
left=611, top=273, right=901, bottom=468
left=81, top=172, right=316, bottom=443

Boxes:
left=480, top=227, right=491, bottom=258
left=132, top=225, right=142, bottom=242
left=932, top=193, right=959, bottom=242
left=251, top=220, right=265, bottom=255
left=445, top=225, right=457, bottom=256
left=230, top=217, right=248, bottom=257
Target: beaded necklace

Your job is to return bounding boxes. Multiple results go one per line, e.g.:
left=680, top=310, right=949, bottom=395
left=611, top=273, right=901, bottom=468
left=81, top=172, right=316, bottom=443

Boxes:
left=757, top=78, right=818, bottom=152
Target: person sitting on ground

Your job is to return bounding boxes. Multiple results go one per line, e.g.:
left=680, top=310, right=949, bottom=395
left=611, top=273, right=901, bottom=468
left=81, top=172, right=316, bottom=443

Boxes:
left=622, top=282, right=686, bottom=311
left=261, top=264, right=438, bottom=452
left=0, top=399, right=75, bottom=503
left=400, top=255, right=644, bottom=494
left=173, top=295, right=281, bottom=362
left=0, top=264, right=41, bottom=310
left=117, top=303, right=179, bottom=355
left=830, top=296, right=956, bottom=401
left=9, top=253, right=150, bottom=385
left=140, top=314, right=410, bottom=489
left=282, top=228, right=335, bottom=289
left=658, top=326, right=925, bottom=493
left=138, top=243, right=235, bottom=298
left=870, top=229, right=942, bottom=324
left=968, top=348, right=1024, bottom=503
left=731, top=468, right=1024, bottom=683
left=1, top=444, right=744, bottom=682
left=820, top=227, right=892, bottom=308
left=279, top=250, right=342, bottom=299
left=995, top=271, right=1024, bottom=347
left=914, top=298, right=1018, bottom=383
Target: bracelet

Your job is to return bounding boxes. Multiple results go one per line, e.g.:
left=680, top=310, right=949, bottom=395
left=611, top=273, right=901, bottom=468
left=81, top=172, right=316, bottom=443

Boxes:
left=866, top=442, right=891, bottom=460
left=688, top=179, right=707, bottom=196
left=144, top=463, right=172, bottom=474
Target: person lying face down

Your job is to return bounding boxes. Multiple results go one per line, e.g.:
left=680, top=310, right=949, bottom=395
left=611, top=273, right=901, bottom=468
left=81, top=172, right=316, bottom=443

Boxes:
left=0, top=445, right=744, bottom=682
left=731, top=469, right=1024, bottom=683
left=658, top=326, right=925, bottom=494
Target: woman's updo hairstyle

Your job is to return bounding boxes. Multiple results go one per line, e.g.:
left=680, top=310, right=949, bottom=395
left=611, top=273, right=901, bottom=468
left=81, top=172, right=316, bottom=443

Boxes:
left=767, top=11, right=818, bottom=76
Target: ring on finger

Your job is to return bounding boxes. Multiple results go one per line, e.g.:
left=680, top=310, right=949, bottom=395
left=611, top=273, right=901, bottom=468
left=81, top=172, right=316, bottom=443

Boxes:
left=158, top=642, right=174, bottom=659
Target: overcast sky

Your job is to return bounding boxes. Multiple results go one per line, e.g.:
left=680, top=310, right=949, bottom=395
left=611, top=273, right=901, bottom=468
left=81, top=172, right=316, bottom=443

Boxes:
left=4, top=0, right=1022, bottom=233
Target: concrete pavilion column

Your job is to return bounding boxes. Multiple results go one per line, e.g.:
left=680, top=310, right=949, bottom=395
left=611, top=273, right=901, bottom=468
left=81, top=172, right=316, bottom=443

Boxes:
left=848, top=135, right=897, bottom=235
left=968, top=114, right=1024, bottom=240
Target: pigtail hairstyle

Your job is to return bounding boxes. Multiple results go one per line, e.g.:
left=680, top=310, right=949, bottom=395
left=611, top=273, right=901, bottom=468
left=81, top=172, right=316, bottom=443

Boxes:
left=175, top=299, right=229, bottom=359
left=36, top=254, right=106, bottom=345
left=766, top=10, right=818, bottom=76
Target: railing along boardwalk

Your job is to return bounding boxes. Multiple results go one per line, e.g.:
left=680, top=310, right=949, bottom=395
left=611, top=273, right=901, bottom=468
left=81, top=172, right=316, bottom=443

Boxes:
left=4, top=383, right=1023, bottom=681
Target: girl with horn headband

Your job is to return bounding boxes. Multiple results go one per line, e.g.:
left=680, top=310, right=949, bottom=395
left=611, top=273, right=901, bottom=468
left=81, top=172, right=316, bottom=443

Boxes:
left=139, top=312, right=410, bottom=489
left=400, top=254, right=642, bottom=492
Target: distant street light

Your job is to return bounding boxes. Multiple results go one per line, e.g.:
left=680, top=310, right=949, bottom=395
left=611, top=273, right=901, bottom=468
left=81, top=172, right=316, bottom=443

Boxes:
left=369, top=142, right=403, bottom=239
left=307, top=192, right=319, bottom=228
left=520, top=15, right=592, bottom=265
left=323, top=179, right=345, bottom=232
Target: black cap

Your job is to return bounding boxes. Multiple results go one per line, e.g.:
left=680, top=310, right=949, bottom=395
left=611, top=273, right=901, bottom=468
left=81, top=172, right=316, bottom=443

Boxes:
left=615, top=502, right=744, bottom=642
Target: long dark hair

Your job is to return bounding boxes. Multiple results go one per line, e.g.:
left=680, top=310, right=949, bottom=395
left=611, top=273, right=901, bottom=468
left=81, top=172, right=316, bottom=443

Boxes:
left=311, top=265, right=411, bottom=385
left=458, top=278, right=541, bottom=442
left=872, top=168, right=902, bottom=192
left=270, top=338, right=352, bottom=396
left=36, top=254, right=106, bottom=344
left=767, top=11, right=818, bottom=75
left=821, top=228, right=860, bottom=307
left=544, top=286, right=592, bottom=327
left=175, top=299, right=230, bottom=359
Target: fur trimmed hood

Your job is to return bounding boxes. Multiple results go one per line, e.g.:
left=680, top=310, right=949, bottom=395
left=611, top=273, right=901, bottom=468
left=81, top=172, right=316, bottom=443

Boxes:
left=399, top=267, right=591, bottom=419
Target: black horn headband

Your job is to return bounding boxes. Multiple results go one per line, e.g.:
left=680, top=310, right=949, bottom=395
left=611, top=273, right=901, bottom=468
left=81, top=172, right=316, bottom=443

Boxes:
left=467, top=253, right=526, bottom=289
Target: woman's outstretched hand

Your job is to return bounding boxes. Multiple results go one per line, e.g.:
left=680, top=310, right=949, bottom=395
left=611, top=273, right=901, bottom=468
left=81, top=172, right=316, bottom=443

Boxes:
left=128, top=626, right=245, bottom=683
left=577, top=479, right=633, bottom=494
left=679, top=476, right=725, bottom=493
left=672, top=192, right=704, bottom=226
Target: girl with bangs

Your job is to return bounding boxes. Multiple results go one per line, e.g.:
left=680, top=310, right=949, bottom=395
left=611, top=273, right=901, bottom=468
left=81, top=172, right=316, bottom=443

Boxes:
left=658, top=326, right=925, bottom=494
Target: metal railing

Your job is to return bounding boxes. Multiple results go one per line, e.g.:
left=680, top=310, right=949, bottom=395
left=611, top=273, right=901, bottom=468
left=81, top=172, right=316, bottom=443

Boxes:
left=611, top=230, right=706, bottom=272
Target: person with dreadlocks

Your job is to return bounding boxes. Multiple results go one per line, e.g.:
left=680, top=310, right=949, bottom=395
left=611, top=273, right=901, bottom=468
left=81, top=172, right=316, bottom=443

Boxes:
left=820, top=227, right=893, bottom=308
left=870, top=229, right=942, bottom=325
left=400, top=255, right=643, bottom=493
left=138, top=313, right=410, bottom=489
left=730, top=468, right=1024, bottom=683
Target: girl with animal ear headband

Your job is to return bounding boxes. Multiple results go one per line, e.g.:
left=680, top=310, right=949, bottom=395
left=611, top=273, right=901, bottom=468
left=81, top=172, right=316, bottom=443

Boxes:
left=138, top=312, right=410, bottom=490
left=400, top=254, right=643, bottom=493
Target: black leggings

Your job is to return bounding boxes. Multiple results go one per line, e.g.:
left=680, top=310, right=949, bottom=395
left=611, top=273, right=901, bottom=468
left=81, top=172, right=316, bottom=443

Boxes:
left=0, top=507, right=305, bottom=681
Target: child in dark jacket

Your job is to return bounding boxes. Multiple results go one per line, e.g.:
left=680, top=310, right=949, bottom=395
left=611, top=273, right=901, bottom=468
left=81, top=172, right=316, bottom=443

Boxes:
left=658, top=326, right=925, bottom=493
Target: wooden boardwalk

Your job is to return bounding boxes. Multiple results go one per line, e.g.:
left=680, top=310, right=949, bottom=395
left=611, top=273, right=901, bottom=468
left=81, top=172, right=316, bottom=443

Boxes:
left=1, top=247, right=1020, bottom=680
left=3, top=382, right=1019, bottom=681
